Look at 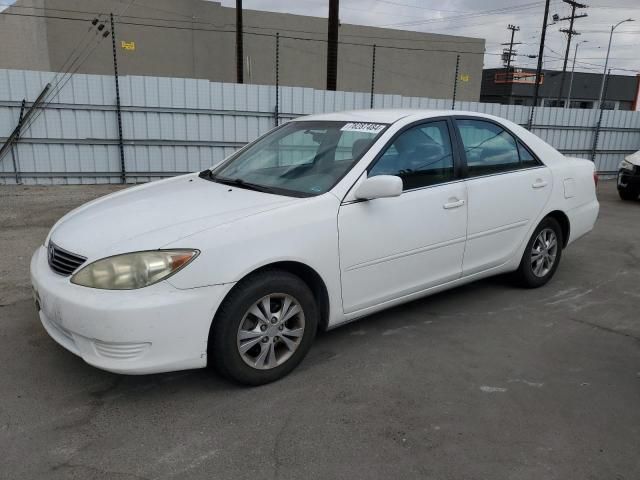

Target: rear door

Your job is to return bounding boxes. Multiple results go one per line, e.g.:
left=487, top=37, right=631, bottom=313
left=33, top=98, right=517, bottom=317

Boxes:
left=453, top=117, right=552, bottom=276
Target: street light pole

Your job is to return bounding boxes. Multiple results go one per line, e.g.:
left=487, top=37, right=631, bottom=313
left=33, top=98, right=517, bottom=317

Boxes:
left=565, top=40, right=587, bottom=108
left=596, top=18, right=633, bottom=108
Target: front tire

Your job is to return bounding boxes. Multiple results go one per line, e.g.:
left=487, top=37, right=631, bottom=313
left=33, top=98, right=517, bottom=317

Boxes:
left=209, top=270, right=318, bottom=385
left=515, top=217, right=563, bottom=288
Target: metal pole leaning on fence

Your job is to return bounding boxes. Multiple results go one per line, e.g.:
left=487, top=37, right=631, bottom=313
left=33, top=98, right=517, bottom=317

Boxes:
left=370, top=44, right=376, bottom=109
left=452, top=54, right=460, bottom=110
left=110, top=13, right=126, bottom=184
left=0, top=83, right=51, bottom=170
left=591, top=68, right=611, bottom=162
left=274, top=32, right=280, bottom=126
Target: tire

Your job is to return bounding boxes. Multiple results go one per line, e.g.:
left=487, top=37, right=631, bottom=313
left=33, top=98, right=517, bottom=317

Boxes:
left=618, top=187, right=638, bottom=201
left=515, top=217, right=563, bottom=288
left=209, top=269, right=318, bottom=386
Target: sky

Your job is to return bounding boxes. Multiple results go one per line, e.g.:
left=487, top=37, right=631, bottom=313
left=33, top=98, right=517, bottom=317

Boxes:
left=219, top=0, right=640, bottom=75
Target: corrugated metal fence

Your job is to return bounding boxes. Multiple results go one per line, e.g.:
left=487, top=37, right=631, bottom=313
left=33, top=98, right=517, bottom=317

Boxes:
left=1, top=68, right=639, bottom=184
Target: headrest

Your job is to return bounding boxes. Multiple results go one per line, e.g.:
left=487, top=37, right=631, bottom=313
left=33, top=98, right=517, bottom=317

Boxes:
left=352, top=138, right=372, bottom=159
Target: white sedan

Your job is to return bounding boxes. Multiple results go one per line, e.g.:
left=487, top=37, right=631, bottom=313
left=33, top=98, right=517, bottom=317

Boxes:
left=30, top=110, right=599, bottom=385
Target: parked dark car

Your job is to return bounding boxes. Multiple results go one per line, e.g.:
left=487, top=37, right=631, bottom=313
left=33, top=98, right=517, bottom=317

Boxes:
left=617, top=152, right=640, bottom=201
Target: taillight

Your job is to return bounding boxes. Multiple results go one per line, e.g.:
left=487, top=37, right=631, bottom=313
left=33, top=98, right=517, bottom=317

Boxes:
left=593, top=171, right=599, bottom=187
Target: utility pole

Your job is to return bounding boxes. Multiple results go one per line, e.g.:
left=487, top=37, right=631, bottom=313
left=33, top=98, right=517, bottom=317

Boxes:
left=326, top=0, right=339, bottom=91
left=566, top=40, right=587, bottom=108
left=502, top=24, right=520, bottom=104
left=528, top=0, right=551, bottom=130
left=236, top=0, right=243, bottom=84
left=555, top=0, right=587, bottom=104
left=502, top=24, right=521, bottom=73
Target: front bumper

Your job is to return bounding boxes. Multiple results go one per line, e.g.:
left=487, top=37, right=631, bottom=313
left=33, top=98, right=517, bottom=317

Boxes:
left=30, top=246, right=234, bottom=374
left=617, top=168, right=640, bottom=189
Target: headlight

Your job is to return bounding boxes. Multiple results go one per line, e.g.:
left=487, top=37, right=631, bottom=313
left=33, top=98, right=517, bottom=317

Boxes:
left=71, top=250, right=199, bottom=290
left=620, top=159, right=634, bottom=171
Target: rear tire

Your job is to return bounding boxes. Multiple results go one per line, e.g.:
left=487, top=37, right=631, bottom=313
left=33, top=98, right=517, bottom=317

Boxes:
left=209, top=270, right=318, bottom=386
left=618, top=187, right=638, bottom=201
left=515, top=217, right=563, bottom=288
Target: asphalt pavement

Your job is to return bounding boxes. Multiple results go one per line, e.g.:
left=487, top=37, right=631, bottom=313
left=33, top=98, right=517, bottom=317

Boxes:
left=0, top=180, right=638, bottom=480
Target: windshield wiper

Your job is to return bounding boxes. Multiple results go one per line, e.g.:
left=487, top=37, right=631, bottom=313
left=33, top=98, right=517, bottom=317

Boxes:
left=209, top=175, right=277, bottom=194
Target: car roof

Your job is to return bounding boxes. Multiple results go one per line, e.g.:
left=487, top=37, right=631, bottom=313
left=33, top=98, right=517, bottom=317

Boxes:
left=296, top=109, right=505, bottom=124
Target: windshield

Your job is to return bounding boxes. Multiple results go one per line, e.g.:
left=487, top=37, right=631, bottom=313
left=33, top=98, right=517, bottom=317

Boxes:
left=205, top=121, right=388, bottom=197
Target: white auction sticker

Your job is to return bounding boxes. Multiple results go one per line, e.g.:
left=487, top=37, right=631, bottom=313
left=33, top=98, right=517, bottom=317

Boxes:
left=341, top=122, right=386, bottom=134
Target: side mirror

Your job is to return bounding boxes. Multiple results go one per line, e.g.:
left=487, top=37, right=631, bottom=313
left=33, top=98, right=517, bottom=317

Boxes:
left=354, top=175, right=402, bottom=200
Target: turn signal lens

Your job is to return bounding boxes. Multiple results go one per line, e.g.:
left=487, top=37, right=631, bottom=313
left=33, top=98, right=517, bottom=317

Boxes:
left=71, top=250, right=199, bottom=290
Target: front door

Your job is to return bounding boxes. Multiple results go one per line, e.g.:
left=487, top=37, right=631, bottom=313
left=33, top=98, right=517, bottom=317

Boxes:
left=338, top=120, right=468, bottom=314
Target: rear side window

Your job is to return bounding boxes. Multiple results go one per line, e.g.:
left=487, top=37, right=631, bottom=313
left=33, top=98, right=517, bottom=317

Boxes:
left=369, top=120, right=455, bottom=190
left=456, top=119, right=539, bottom=177
left=518, top=141, right=540, bottom=168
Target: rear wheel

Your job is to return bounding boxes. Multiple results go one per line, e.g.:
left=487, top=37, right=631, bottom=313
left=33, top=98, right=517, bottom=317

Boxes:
left=618, top=187, right=639, bottom=201
left=515, top=217, right=563, bottom=288
left=209, top=270, right=318, bottom=385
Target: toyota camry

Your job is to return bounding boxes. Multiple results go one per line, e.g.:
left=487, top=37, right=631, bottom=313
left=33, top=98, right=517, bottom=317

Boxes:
left=30, top=110, right=600, bottom=385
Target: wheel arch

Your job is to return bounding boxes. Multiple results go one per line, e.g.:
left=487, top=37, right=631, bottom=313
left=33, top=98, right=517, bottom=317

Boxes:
left=214, top=261, right=331, bottom=333
left=545, top=210, right=570, bottom=248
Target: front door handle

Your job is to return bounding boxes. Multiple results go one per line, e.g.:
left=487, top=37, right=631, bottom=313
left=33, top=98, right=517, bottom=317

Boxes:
left=443, top=199, right=465, bottom=209
left=532, top=179, right=548, bottom=189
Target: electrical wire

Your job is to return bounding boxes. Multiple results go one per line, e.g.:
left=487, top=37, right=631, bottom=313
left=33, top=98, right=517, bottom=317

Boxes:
left=0, top=11, right=492, bottom=56
left=0, top=2, right=488, bottom=45
left=3, top=0, right=136, bottom=157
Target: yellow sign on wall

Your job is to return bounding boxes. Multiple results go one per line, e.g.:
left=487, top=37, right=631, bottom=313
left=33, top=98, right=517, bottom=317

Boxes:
left=459, top=73, right=470, bottom=82
left=121, top=41, right=136, bottom=51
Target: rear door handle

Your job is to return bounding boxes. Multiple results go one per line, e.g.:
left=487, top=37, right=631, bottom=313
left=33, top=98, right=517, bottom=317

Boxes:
left=443, top=199, right=465, bottom=209
left=532, top=180, right=548, bottom=189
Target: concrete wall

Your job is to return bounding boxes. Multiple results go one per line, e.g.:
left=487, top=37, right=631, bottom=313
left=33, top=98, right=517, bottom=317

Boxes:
left=0, top=0, right=484, bottom=101
left=0, top=0, right=51, bottom=71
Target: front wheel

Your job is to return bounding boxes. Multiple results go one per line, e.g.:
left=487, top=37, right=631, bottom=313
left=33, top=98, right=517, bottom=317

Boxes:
left=515, top=217, right=563, bottom=288
left=209, top=270, right=318, bottom=385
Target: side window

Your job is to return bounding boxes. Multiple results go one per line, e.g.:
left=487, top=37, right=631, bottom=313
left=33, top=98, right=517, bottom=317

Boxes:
left=369, top=121, right=455, bottom=190
left=518, top=141, right=540, bottom=168
left=456, top=119, right=522, bottom=176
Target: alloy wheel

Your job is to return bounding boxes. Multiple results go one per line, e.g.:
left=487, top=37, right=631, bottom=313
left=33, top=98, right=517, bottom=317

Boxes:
left=236, top=293, right=305, bottom=370
left=530, top=228, right=558, bottom=278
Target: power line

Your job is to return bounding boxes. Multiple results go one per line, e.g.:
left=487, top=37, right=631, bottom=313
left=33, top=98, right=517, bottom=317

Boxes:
left=0, top=2, right=486, bottom=45
left=0, top=10, right=492, bottom=56
left=7, top=1, right=136, bottom=151
left=376, top=1, right=553, bottom=29
left=554, top=0, right=588, bottom=102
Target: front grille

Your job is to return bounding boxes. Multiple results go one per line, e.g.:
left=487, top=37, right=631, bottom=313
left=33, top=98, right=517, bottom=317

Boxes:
left=47, top=242, right=86, bottom=276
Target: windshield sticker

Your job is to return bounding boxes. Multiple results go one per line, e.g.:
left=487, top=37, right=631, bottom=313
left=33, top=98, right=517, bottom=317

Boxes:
left=341, top=122, right=386, bottom=134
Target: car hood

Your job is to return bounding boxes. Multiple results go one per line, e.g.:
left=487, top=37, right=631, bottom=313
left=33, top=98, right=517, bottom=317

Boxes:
left=625, top=150, right=640, bottom=167
left=48, top=173, right=298, bottom=258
